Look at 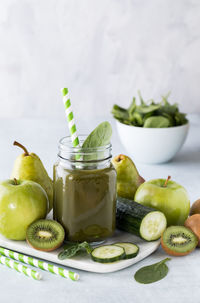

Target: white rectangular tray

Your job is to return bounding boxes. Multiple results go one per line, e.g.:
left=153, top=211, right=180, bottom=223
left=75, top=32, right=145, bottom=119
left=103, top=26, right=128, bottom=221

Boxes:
left=0, top=230, right=160, bottom=273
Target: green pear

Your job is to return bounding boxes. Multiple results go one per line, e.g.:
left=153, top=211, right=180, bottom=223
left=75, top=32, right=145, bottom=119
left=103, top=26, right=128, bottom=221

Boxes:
left=11, top=141, right=53, bottom=212
left=112, top=154, right=145, bottom=199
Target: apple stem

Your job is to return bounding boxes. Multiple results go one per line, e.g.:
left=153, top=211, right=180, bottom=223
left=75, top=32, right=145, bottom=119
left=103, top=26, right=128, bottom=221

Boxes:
left=163, top=176, right=171, bottom=187
left=13, top=178, right=18, bottom=185
left=13, top=141, right=29, bottom=156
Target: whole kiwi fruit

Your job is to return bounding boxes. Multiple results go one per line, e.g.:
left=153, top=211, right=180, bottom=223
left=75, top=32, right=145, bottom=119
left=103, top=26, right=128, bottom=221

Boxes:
left=185, top=214, right=200, bottom=247
left=190, top=199, right=200, bottom=216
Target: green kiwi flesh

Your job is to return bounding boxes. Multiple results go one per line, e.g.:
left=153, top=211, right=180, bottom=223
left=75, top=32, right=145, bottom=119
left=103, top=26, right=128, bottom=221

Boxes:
left=161, top=226, right=198, bottom=256
left=26, top=219, right=65, bottom=251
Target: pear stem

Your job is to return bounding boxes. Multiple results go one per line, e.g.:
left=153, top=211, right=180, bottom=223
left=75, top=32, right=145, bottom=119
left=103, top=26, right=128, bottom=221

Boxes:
left=13, top=178, right=18, bottom=185
left=13, top=141, right=29, bottom=156
left=114, top=154, right=125, bottom=162
left=163, top=176, right=171, bottom=187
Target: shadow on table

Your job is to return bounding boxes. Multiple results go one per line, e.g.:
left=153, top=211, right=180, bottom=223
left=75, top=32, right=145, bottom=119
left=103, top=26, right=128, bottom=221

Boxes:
left=171, top=148, right=200, bottom=165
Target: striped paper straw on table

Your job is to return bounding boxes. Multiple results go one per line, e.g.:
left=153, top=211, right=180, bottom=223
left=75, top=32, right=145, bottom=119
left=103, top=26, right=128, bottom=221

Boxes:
left=0, top=247, right=79, bottom=281
left=61, top=88, right=80, bottom=148
left=0, top=254, right=41, bottom=280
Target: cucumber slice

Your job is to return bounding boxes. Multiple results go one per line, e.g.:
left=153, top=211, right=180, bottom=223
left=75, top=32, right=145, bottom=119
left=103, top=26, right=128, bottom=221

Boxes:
left=91, top=245, right=125, bottom=263
left=114, top=242, right=139, bottom=259
left=140, top=211, right=167, bottom=241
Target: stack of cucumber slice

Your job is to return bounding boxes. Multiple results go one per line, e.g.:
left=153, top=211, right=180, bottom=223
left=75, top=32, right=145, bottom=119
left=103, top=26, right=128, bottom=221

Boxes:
left=91, top=242, right=139, bottom=263
left=91, top=197, right=167, bottom=264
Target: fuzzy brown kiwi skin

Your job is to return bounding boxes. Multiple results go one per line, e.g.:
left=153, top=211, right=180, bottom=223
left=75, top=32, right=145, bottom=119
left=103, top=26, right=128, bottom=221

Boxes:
left=26, top=237, right=64, bottom=252
left=184, top=214, right=200, bottom=247
left=190, top=199, right=200, bottom=216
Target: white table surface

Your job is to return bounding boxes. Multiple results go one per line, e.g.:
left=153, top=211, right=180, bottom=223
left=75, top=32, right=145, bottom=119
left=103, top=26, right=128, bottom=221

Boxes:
left=0, top=115, right=200, bottom=303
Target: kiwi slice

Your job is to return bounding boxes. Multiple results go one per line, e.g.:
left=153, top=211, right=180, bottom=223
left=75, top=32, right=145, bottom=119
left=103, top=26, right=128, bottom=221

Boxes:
left=161, top=226, right=198, bottom=256
left=26, top=219, right=65, bottom=252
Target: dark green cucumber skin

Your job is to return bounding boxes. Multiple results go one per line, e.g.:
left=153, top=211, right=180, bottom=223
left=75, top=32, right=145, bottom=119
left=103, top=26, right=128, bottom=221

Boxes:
left=116, top=196, right=157, bottom=240
left=124, top=251, right=138, bottom=259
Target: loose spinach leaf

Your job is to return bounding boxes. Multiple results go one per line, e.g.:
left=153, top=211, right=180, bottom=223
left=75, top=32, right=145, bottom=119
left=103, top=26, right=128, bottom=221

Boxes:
left=78, top=241, right=93, bottom=254
left=58, top=241, right=92, bottom=260
left=58, top=244, right=80, bottom=260
left=144, top=116, right=170, bottom=128
left=134, top=258, right=171, bottom=284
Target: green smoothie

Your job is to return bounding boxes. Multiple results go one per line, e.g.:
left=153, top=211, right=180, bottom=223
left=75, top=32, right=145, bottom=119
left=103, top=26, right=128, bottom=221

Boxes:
left=53, top=164, right=116, bottom=242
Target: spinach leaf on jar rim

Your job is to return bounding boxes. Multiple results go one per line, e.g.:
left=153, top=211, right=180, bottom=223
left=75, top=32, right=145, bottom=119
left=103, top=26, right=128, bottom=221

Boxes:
left=81, top=121, right=112, bottom=161
left=82, top=121, right=112, bottom=149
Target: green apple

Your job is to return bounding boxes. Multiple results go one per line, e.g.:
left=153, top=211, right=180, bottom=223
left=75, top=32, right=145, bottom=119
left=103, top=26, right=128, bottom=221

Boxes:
left=0, top=179, right=48, bottom=240
left=134, top=177, right=190, bottom=226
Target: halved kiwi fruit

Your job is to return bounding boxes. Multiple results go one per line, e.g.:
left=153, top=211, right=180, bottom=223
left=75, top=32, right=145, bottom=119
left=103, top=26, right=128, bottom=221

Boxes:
left=26, top=219, right=65, bottom=252
left=161, top=226, right=198, bottom=256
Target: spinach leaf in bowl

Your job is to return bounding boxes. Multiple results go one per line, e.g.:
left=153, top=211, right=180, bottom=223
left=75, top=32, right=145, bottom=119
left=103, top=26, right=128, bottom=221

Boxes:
left=111, top=91, right=188, bottom=128
left=144, top=116, right=170, bottom=128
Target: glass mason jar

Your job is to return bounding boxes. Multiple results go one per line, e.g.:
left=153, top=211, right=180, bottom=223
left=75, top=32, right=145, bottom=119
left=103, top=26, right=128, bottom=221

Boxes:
left=53, top=136, right=117, bottom=243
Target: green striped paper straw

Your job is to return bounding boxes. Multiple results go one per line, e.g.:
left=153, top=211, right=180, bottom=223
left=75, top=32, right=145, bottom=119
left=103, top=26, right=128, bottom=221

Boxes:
left=0, top=247, right=79, bottom=281
left=0, top=254, right=41, bottom=280
left=61, top=88, right=80, bottom=148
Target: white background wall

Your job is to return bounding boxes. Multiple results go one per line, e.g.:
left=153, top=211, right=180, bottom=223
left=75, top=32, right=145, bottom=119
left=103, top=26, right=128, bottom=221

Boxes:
left=0, top=0, right=199, bottom=120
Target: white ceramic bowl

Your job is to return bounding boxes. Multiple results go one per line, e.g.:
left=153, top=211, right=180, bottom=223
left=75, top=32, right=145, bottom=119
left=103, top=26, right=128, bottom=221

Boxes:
left=116, top=121, right=189, bottom=164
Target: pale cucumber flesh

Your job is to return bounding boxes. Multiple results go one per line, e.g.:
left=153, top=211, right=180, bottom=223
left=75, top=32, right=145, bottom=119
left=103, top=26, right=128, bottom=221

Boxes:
left=140, top=211, right=167, bottom=241
left=114, top=242, right=139, bottom=259
left=91, top=245, right=125, bottom=263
